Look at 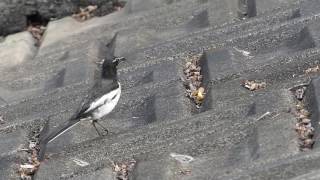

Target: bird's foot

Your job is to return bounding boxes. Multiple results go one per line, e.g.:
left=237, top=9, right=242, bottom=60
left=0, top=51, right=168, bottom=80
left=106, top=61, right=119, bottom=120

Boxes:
left=91, top=120, right=109, bottom=136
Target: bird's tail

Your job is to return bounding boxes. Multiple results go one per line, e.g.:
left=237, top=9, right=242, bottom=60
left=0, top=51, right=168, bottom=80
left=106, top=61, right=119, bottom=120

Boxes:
left=38, top=118, right=81, bottom=160
left=42, top=118, right=81, bottom=143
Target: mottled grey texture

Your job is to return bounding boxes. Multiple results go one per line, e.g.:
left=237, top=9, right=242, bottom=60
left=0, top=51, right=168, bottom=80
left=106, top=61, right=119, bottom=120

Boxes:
left=0, top=0, right=119, bottom=36
left=3, top=0, right=320, bottom=179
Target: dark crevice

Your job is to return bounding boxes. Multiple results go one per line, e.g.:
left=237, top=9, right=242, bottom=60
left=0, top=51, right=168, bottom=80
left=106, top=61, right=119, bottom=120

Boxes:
left=113, top=1, right=127, bottom=9
left=304, top=79, right=320, bottom=149
left=290, top=9, right=301, bottom=20
left=195, top=53, right=212, bottom=113
left=26, top=12, right=49, bottom=27
left=238, top=0, right=257, bottom=19
left=246, top=103, right=256, bottom=116
left=26, top=11, right=49, bottom=46
left=131, top=96, right=157, bottom=126
left=44, top=68, right=66, bottom=91
left=1, top=0, right=126, bottom=36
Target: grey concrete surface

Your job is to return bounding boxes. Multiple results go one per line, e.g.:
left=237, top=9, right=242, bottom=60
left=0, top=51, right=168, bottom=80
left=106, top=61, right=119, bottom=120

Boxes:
left=2, top=0, right=320, bottom=179
left=0, top=0, right=121, bottom=36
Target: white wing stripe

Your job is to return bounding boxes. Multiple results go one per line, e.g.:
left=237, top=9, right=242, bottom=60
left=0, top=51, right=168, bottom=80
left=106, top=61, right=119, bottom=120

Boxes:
left=84, top=83, right=121, bottom=113
left=92, top=86, right=121, bottom=119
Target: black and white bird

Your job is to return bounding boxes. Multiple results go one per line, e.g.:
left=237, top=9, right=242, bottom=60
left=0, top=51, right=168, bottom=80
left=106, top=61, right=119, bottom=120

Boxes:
left=39, top=36, right=125, bottom=160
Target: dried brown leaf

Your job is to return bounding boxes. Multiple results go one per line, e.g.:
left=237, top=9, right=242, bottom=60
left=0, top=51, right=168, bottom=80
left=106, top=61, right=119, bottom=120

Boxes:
left=242, top=80, right=266, bottom=91
left=305, top=65, right=320, bottom=74
left=111, top=159, right=136, bottom=180
left=73, top=5, right=98, bottom=22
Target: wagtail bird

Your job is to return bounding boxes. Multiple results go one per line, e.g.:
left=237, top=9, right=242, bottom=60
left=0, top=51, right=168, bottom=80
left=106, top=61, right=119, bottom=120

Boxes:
left=41, top=56, right=124, bottom=142
left=39, top=37, right=125, bottom=160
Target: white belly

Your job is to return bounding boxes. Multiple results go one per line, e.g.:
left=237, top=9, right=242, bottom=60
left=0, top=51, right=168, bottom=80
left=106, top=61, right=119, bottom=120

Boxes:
left=92, top=86, right=121, bottom=119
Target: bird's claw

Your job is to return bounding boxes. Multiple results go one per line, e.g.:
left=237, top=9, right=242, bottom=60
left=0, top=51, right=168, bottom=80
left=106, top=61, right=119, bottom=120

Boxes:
left=92, top=120, right=109, bottom=137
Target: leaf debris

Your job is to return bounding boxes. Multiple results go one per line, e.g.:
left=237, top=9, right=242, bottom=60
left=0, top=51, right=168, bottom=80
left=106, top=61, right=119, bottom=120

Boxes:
left=27, top=25, right=46, bottom=46
left=19, top=147, right=40, bottom=180
left=72, top=5, right=98, bottom=22
left=182, top=54, right=206, bottom=108
left=305, top=65, right=320, bottom=74
left=242, top=80, right=266, bottom=91
left=111, top=159, right=136, bottom=180
left=291, top=85, right=315, bottom=151
left=18, top=127, right=42, bottom=180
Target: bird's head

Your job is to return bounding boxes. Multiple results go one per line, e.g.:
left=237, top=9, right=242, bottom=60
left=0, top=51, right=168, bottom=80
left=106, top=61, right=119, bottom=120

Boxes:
left=101, top=57, right=126, bottom=79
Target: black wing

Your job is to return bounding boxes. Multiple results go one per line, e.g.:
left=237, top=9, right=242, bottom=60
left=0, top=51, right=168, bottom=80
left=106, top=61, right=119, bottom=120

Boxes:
left=73, top=80, right=119, bottom=119
left=69, top=80, right=101, bottom=118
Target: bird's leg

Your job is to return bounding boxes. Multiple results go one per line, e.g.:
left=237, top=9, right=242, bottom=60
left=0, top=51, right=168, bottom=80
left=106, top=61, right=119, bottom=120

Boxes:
left=92, top=121, right=102, bottom=136
left=95, top=120, right=109, bottom=134
left=91, top=119, right=109, bottom=136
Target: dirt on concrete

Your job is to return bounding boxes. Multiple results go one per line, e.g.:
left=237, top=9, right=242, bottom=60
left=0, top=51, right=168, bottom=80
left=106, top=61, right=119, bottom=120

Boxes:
left=0, top=0, right=125, bottom=36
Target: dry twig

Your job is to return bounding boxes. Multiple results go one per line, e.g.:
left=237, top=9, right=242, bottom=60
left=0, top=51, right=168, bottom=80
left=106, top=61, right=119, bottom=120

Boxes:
left=256, top=112, right=271, bottom=121
left=294, top=106, right=315, bottom=150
